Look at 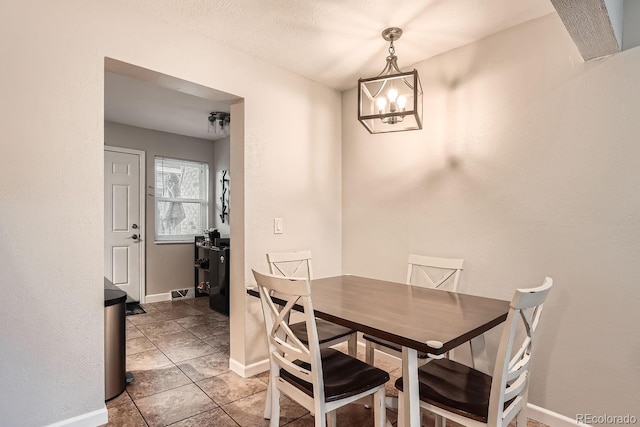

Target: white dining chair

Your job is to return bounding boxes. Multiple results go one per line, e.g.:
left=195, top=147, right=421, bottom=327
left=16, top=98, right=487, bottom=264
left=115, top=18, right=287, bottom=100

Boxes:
left=364, top=255, right=468, bottom=368
left=253, top=269, right=389, bottom=427
left=267, top=251, right=358, bottom=357
left=395, top=277, right=553, bottom=427
left=264, top=251, right=359, bottom=420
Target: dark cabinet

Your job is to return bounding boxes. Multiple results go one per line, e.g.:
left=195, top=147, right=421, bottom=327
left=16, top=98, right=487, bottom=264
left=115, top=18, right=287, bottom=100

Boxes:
left=194, top=236, right=230, bottom=316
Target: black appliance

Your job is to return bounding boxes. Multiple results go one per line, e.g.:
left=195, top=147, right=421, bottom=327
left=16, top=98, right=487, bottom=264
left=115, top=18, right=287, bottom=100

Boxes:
left=194, top=236, right=230, bottom=316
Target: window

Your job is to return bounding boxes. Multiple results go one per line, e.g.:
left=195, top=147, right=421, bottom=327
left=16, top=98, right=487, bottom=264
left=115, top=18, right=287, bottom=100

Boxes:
left=155, top=156, right=209, bottom=242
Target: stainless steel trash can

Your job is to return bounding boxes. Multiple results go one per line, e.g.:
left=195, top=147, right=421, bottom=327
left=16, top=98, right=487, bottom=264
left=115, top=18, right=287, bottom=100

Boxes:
left=104, top=288, right=127, bottom=401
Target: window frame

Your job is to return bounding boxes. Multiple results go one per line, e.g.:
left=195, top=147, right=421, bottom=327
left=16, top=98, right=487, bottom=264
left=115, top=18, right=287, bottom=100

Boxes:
left=154, top=156, right=209, bottom=243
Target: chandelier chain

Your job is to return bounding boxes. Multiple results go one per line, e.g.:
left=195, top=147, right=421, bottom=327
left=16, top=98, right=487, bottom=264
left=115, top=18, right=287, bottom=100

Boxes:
left=388, top=39, right=395, bottom=56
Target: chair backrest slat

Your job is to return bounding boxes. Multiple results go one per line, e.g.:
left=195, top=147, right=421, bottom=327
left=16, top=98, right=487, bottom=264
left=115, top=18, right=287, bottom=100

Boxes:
left=272, top=351, right=313, bottom=379
left=506, top=353, right=530, bottom=382
left=488, top=277, right=553, bottom=427
left=502, top=374, right=527, bottom=402
left=267, top=251, right=313, bottom=280
left=406, top=254, right=464, bottom=291
left=258, top=284, right=311, bottom=361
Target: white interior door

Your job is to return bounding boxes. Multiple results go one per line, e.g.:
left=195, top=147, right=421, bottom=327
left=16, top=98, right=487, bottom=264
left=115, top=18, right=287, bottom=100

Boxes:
left=104, top=147, right=145, bottom=302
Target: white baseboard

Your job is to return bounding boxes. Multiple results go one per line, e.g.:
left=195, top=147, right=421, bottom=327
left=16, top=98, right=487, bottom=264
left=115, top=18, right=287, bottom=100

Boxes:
left=144, top=292, right=171, bottom=303
left=527, top=404, right=586, bottom=427
left=44, top=407, right=108, bottom=427
left=229, top=356, right=270, bottom=378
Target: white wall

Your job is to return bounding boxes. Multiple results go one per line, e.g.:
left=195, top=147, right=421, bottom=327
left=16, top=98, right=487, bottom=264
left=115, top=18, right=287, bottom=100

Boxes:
left=342, top=13, right=640, bottom=420
left=105, top=121, right=217, bottom=297
left=0, top=1, right=342, bottom=425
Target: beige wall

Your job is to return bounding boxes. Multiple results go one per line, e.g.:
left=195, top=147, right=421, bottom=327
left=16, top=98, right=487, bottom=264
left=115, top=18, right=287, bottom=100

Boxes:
left=105, top=121, right=217, bottom=297
left=342, top=14, right=640, bottom=419
left=0, top=1, right=342, bottom=425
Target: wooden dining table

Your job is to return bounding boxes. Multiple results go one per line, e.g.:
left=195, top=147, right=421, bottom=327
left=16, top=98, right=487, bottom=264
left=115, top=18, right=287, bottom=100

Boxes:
left=248, top=274, right=510, bottom=427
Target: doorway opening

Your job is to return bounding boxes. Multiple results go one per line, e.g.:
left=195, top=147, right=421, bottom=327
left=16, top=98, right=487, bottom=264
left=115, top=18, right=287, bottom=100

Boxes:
left=103, top=58, right=244, bottom=373
left=104, top=57, right=240, bottom=301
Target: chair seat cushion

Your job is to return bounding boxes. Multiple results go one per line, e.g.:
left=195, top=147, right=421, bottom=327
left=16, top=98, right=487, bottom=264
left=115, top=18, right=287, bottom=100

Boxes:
left=363, top=334, right=432, bottom=359
left=281, top=348, right=389, bottom=403
left=394, top=358, right=498, bottom=422
left=291, top=319, right=355, bottom=345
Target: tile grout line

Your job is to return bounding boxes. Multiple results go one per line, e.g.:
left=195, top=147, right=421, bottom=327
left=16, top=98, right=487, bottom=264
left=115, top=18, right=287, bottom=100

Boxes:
left=118, top=301, right=236, bottom=426
left=142, top=334, right=222, bottom=419
left=125, top=390, right=150, bottom=427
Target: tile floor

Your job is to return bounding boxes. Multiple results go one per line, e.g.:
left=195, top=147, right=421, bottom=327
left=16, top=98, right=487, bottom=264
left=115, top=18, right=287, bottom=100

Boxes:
left=105, top=298, right=549, bottom=427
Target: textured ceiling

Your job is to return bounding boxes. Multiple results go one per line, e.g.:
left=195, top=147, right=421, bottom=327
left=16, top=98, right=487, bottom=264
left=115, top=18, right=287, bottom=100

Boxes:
left=111, top=0, right=556, bottom=91
left=105, top=0, right=557, bottom=139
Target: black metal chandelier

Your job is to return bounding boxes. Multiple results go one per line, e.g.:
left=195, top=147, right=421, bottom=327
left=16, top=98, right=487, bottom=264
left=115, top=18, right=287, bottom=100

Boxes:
left=358, top=28, right=423, bottom=134
left=208, top=112, right=230, bottom=136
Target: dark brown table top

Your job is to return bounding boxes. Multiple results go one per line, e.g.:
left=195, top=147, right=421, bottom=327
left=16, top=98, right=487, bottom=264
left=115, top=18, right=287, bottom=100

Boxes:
left=248, top=274, right=510, bottom=355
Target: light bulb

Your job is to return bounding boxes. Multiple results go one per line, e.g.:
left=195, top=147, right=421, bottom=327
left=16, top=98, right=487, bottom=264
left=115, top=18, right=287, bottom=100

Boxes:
left=376, top=97, right=387, bottom=114
left=387, top=88, right=398, bottom=103
left=397, top=95, right=407, bottom=110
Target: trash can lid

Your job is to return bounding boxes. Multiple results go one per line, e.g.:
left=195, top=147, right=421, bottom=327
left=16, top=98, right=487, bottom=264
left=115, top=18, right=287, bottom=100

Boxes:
left=104, top=289, right=127, bottom=307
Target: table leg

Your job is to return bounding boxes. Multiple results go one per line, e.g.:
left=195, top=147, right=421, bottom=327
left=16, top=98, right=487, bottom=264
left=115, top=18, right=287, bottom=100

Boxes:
left=401, top=347, right=419, bottom=427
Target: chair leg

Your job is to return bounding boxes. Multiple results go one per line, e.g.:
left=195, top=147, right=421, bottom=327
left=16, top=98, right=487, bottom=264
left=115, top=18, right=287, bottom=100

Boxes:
left=469, top=334, right=490, bottom=374
left=365, top=340, right=375, bottom=365
left=363, top=341, right=376, bottom=409
left=397, top=390, right=404, bottom=427
left=373, top=388, right=386, bottom=427
left=269, top=386, right=280, bottom=427
left=315, top=411, right=327, bottom=427
left=516, top=410, right=527, bottom=427
left=348, top=333, right=358, bottom=357
left=327, top=411, right=337, bottom=427
left=264, top=377, right=272, bottom=419
left=516, top=393, right=528, bottom=426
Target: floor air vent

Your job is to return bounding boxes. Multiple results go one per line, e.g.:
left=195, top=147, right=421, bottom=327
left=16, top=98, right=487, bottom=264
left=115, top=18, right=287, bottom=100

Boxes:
left=171, top=288, right=195, bottom=300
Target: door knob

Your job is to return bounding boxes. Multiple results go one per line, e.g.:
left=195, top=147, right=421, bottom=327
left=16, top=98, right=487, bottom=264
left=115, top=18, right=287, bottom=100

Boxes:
left=128, top=234, right=139, bottom=240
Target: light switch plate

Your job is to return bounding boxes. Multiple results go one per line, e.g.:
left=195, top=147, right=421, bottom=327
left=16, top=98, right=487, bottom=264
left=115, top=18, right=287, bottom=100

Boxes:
left=274, top=218, right=283, bottom=234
